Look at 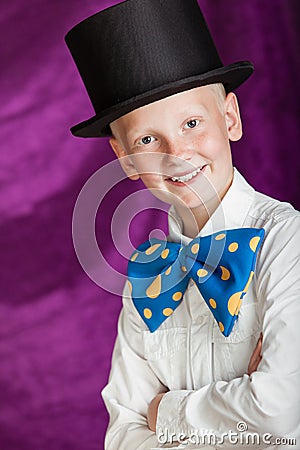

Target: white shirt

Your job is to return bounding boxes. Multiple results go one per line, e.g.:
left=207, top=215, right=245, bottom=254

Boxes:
left=101, top=169, right=300, bottom=449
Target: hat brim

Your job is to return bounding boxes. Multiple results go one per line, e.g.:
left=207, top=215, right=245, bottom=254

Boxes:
left=70, top=61, right=253, bottom=138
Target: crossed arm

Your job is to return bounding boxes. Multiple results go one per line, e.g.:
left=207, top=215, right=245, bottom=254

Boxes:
left=147, top=333, right=263, bottom=432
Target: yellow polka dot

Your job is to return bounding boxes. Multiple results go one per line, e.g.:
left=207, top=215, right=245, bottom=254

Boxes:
left=219, top=322, right=225, bottom=333
left=165, top=266, right=172, bottom=275
left=228, top=242, right=239, bottom=253
left=220, top=265, right=230, bottom=281
left=243, top=271, right=254, bottom=293
left=181, top=266, right=187, bottom=272
left=227, top=291, right=243, bottom=316
left=172, top=292, right=183, bottom=302
left=127, top=280, right=132, bottom=294
left=250, top=236, right=261, bottom=252
left=215, top=233, right=226, bottom=241
left=145, top=243, right=161, bottom=255
left=131, top=252, right=139, bottom=262
left=163, top=308, right=174, bottom=317
left=146, top=275, right=161, bottom=299
left=144, top=308, right=152, bottom=319
left=197, top=268, right=208, bottom=277
left=161, top=249, right=169, bottom=259
left=191, top=243, right=200, bottom=254
left=209, top=298, right=217, bottom=309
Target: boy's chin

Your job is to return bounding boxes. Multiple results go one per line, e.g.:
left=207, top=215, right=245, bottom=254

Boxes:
left=148, top=187, right=206, bottom=211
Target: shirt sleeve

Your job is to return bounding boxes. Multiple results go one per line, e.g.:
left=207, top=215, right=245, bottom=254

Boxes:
left=102, top=282, right=178, bottom=450
left=156, top=214, right=300, bottom=448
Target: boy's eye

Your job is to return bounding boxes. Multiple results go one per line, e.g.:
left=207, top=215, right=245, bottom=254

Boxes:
left=138, top=136, right=156, bottom=145
left=185, top=119, right=200, bottom=129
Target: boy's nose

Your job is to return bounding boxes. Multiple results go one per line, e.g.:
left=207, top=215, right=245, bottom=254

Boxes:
left=163, top=137, right=194, bottom=162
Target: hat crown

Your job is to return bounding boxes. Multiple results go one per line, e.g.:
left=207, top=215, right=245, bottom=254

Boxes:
left=66, top=0, right=222, bottom=112
left=65, top=0, right=253, bottom=137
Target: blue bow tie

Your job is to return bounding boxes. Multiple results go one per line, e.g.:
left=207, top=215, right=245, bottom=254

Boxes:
left=127, top=228, right=265, bottom=337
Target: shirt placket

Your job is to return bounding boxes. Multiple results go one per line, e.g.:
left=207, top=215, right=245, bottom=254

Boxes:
left=185, top=281, right=214, bottom=389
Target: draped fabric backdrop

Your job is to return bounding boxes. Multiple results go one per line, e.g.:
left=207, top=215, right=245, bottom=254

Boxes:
left=1, top=1, right=299, bottom=449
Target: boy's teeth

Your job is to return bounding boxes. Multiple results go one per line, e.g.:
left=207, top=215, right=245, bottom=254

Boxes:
left=171, top=167, right=202, bottom=183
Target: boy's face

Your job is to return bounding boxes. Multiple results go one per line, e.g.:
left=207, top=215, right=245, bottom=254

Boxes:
left=109, top=85, right=242, bottom=210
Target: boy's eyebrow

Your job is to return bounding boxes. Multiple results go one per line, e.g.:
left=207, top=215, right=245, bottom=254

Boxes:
left=126, top=127, right=150, bottom=141
left=126, top=123, right=160, bottom=141
left=177, top=103, right=209, bottom=116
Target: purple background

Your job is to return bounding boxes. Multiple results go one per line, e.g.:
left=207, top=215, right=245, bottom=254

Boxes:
left=1, top=0, right=300, bottom=449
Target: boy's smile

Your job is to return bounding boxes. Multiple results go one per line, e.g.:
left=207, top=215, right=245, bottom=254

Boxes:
left=168, top=165, right=205, bottom=183
left=110, top=84, right=242, bottom=235
left=166, top=164, right=208, bottom=185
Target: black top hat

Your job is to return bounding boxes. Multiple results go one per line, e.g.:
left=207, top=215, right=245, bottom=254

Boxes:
left=65, top=0, right=253, bottom=138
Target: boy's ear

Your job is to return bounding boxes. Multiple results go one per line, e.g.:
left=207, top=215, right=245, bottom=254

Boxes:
left=109, top=137, right=140, bottom=180
left=224, top=92, right=243, bottom=142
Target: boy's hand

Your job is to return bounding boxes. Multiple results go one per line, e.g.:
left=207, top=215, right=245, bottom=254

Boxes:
left=248, top=333, right=263, bottom=375
left=147, top=393, right=166, bottom=432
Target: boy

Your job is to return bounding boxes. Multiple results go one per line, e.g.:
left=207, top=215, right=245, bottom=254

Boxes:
left=65, top=0, right=300, bottom=448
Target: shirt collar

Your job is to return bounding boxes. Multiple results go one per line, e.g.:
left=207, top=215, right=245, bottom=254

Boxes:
left=168, top=168, right=255, bottom=244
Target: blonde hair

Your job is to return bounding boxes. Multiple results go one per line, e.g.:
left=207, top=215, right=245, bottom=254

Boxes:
left=208, top=83, right=227, bottom=113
